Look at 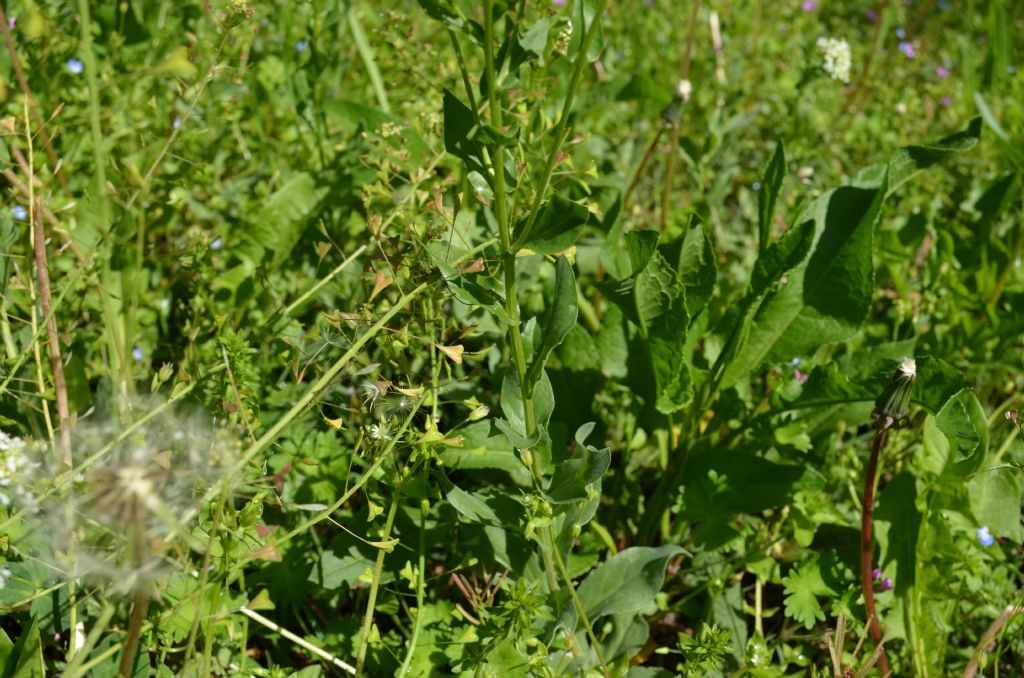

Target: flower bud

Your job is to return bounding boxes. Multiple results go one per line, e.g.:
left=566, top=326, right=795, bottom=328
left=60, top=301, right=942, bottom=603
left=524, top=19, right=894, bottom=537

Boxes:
left=872, top=357, right=916, bottom=430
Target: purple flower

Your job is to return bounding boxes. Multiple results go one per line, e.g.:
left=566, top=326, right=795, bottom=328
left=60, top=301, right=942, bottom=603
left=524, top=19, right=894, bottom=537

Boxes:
left=940, top=96, right=954, bottom=107
left=872, top=568, right=883, bottom=579
left=66, top=58, right=84, bottom=75
left=802, top=0, right=818, bottom=10
left=11, top=205, right=27, bottom=221
left=880, top=577, right=894, bottom=591
left=553, top=0, right=567, bottom=4
left=794, top=368, right=809, bottom=383
left=977, top=526, right=995, bottom=547
left=935, top=66, right=950, bottom=78
left=899, top=41, right=916, bottom=59
left=7, top=17, right=15, bottom=29
left=866, top=10, right=878, bottom=22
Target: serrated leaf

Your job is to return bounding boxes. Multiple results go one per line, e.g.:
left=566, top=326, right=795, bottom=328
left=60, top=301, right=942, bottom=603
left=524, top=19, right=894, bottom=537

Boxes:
left=782, top=557, right=833, bottom=629
left=676, top=217, right=717, bottom=318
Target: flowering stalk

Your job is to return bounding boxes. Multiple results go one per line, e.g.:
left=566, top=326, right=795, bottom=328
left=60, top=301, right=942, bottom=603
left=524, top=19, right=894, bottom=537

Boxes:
left=861, top=358, right=916, bottom=678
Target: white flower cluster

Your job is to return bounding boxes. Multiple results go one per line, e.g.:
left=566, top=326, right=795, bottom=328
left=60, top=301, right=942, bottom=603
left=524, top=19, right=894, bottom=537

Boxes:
left=0, top=430, right=34, bottom=508
left=816, top=36, right=852, bottom=83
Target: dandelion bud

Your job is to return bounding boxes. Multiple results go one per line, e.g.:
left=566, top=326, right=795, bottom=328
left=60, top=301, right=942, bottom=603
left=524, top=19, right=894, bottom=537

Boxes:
left=872, top=357, right=917, bottom=430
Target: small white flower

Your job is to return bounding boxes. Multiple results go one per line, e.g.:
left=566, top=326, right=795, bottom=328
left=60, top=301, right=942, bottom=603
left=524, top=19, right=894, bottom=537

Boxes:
left=816, top=36, right=852, bottom=84
left=369, top=423, right=390, bottom=441
left=0, top=567, right=11, bottom=589
left=899, top=357, right=917, bottom=379
left=677, top=79, right=693, bottom=102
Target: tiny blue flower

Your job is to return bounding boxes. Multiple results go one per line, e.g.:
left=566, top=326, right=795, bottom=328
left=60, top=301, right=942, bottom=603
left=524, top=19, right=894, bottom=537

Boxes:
left=66, top=58, right=84, bottom=75
left=1009, top=65, right=1017, bottom=74
left=752, top=182, right=762, bottom=191
left=172, top=116, right=182, bottom=130
left=788, top=357, right=802, bottom=368
left=210, top=237, right=224, bottom=250
left=132, top=347, right=144, bottom=362
left=895, top=27, right=906, bottom=39
left=296, top=39, right=309, bottom=53
left=11, top=205, right=27, bottom=220
left=976, top=526, right=994, bottom=547
left=937, top=0, right=950, bottom=8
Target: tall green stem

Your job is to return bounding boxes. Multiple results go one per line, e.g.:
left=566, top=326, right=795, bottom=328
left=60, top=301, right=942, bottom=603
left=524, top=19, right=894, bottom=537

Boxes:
left=355, top=490, right=402, bottom=675
left=484, top=0, right=534, bottom=438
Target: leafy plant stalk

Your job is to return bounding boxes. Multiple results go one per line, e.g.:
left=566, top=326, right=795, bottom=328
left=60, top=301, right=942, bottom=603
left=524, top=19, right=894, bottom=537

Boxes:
left=515, top=0, right=610, bottom=247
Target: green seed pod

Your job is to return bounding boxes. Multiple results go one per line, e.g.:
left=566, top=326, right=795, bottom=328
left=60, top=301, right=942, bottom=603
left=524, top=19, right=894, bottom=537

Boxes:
left=872, top=357, right=917, bottom=430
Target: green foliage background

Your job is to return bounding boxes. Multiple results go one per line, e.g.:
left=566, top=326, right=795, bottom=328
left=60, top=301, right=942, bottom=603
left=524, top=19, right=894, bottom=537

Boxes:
left=0, top=0, right=1022, bottom=676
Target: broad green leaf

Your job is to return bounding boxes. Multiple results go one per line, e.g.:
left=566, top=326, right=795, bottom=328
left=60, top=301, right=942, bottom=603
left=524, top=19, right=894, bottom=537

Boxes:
left=595, top=303, right=628, bottom=379
left=626, top=229, right=660, bottom=276
left=790, top=363, right=871, bottom=408
left=647, top=296, right=693, bottom=413
left=544, top=423, right=610, bottom=504
left=748, top=219, right=815, bottom=297
left=679, top=219, right=717, bottom=318
left=576, top=545, right=684, bottom=619
left=875, top=472, right=922, bottom=595
left=443, top=88, right=483, bottom=169
left=911, top=355, right=971, bottom=414
left=935, top=389, right=988, bottom=463
left=724, top=177, right=887, bottom=383
left=323, top=98, right=395, bottom=132
left=723, top=119, right=980, bottom=388
left=447, top=485, right=502, bottom=524
left=525, top=257, right=578, bottom=394
left=969, top=469, right=1023, bottom=543
left=246, top=173, right=328, bottom=270
left=501, top=368, right=556, bottom=433
left=514, top=195, right=590, bottom=254
left=853, top=117, right=983, bottom=193
left=507, top=17, right=550, bottom=72
left=758, top=139, right=786, bottom=253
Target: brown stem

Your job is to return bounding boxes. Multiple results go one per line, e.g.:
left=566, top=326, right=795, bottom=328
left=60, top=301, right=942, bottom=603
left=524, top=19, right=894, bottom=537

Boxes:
left=962, top=603, right=1024, bottom=678
left=861, top=428, right=891, bottom=677
left=0, top=5, right=69, bottom=195
left=118, top=589, right=151, bottom=678
left=32, top=197, right=72, bottom=467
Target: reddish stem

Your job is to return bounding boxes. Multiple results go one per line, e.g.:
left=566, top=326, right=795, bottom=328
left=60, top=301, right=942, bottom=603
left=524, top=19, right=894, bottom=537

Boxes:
left=862, top=428, right=891, bottom=677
